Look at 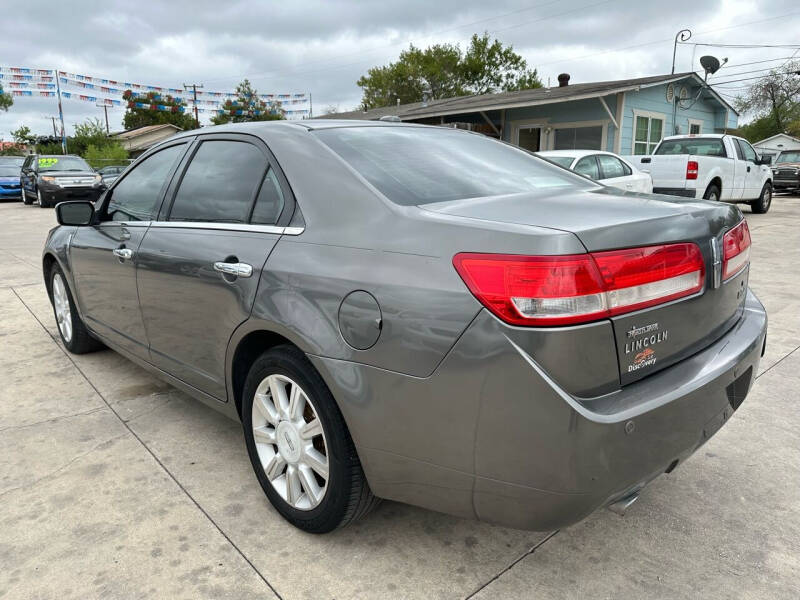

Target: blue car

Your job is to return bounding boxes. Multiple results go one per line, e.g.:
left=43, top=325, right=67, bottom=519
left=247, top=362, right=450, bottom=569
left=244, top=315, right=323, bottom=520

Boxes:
left=0, top=163, right=23, bottom=199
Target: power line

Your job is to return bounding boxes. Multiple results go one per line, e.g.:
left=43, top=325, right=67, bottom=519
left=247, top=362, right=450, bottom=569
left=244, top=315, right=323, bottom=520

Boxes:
left=710, top=72, right=799, bottom=86
left=680, top=42, right=800, bottom=49
left=721, top=56, right=794, bottom=69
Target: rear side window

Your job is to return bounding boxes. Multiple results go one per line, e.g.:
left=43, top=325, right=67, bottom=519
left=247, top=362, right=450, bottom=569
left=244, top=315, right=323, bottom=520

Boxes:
left=574, top=156, right=600, bottom=179
left=655, top=138, right=727, bottom=157
left=169, top=140, right=266, bottom=223
left=250, top=168, right=285, bottom=225
left=106, top=144, right=185, bottom=222
left=315, top=126, right=589, bottom=206
left=597, top=155, right=630, bottom=179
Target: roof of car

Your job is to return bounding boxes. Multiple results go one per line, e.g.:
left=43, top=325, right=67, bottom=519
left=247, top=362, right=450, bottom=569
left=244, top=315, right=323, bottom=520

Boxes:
left=537, top=150, right=619, bottom=158
left=662, top=134, right=727, bottom=140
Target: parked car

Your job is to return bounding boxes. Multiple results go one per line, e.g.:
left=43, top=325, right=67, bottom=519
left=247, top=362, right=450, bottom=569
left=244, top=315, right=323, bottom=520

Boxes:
left=627, top=134, right=773, bottom=213
left=770, top=150, right=800, bottom=194
left=0, top=164, right=23, bottom=200
left=97, top=164, right=128, bottom=186
left=43, top=121, right=767, bottom=534
left=21, top=154, right=103, bottom=208
left=537, top=150, right=653, bottom=193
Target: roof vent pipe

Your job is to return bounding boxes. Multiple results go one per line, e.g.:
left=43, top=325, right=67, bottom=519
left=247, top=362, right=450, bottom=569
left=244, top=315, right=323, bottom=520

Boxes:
left=557, top=73, right=570, bottom=87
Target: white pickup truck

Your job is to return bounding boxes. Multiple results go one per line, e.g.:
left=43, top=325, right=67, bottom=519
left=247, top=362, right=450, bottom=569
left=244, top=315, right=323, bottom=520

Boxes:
left=627, top=134, right=773, bottom=213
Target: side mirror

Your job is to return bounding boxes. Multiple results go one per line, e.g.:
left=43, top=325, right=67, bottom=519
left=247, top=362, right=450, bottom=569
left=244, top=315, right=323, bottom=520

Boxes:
left=757, top=157, right=771, bottom=166
left=55, top=201, right=95, bottom=226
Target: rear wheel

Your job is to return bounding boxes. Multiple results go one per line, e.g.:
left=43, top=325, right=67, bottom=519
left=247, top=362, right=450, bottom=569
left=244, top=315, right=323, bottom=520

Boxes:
left=703, top=184, right=720, bottom=201
left=750, top=182, right=772, bottom=214
left=49, top=265, right=103, bottom=353
left=242, top=345, right=378, bottom=533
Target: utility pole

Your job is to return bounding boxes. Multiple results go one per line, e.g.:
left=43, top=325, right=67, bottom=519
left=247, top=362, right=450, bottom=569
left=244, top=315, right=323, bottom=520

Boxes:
left=96, top=101, right=110, bottom=134
left=50, top=116, right=57, bottom=136
left=672, top=29, right=692, bottom=74
left=183, top=82, right=203, bottom=129
left=54, top=68, right=67, bottom=153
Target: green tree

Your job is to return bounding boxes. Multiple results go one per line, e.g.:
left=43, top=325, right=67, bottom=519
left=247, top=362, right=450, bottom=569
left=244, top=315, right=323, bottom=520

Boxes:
left=122, top=90, right=196, bottom=130
left=210, top=79, right=285, bottom=125
left=69, top=118, right=108, bottom=156
left=0, top=84, right=12, bottom=112
left=84, top=142, right=128, bottom=169
left=11, top=125, right=36, bottom=146
left=357, top=32, right=542, bottom=109
left=735, top=62, right=800, bottom=135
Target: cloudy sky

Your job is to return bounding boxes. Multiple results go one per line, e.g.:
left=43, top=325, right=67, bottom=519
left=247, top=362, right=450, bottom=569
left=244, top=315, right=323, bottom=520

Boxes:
left=1, top=0, right=798, bottom=138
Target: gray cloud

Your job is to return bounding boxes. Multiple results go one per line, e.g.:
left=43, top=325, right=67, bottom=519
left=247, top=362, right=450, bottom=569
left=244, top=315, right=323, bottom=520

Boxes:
left=1, top=0, right=798, bottom=137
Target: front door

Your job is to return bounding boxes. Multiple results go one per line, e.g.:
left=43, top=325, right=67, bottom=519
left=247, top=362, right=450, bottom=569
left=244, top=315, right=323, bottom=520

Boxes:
left=736, top=138, right=763, bottom=200
left=69, top=142, right=189, bottom=357
left=517, top=127, right=541, bottom=152
left=136, top=135, right=291, bottom=400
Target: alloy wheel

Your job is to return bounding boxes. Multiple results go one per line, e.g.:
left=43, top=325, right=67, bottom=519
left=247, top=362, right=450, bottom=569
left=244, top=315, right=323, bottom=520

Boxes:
left=251, top=374, right=329, bottom=511
left=52, top=273, right=72, bottom=343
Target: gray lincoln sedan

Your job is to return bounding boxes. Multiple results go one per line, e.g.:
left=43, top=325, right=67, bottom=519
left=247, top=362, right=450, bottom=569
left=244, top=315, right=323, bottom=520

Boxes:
left=43, top=121, right=767, bottom=534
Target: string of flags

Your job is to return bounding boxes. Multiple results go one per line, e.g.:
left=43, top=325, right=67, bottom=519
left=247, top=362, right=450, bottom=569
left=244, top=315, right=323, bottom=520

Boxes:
left=0, top=66, right=311, bottom=118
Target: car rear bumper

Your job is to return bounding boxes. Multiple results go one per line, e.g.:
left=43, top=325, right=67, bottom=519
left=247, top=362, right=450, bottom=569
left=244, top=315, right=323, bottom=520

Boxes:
left=311, top=289, right=767, bottom=531
left=653, top=187, right=698, bottom=198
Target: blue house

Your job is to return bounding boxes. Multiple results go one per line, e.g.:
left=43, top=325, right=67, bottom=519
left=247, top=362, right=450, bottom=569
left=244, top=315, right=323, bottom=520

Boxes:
left=326, top=72, right=738, bottom=156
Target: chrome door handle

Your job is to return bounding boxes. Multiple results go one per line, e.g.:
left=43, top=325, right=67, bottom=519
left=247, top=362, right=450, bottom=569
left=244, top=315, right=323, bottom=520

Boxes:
left=112, top=248, right=134, bottom=260
left=213, top=261, right=253, bottom=278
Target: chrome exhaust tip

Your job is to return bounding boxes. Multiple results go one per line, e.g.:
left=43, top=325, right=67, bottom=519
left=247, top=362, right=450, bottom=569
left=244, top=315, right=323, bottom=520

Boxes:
left=607, top=492, right=640, bottom=516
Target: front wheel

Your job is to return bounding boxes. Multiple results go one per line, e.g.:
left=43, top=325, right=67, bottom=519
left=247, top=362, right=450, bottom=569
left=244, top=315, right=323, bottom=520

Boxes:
left=37, top=188, right=49, bottom=208
left=22, top=189, right=33, bottom=205
left=242, top=345, right=378, bottom=533
left=750, top=183, right=772, bottom=214
left=49, top=265, right=103, bottom=353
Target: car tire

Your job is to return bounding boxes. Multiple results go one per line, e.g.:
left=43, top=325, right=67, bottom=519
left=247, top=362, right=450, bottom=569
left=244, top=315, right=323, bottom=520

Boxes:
left=48, top=265, right=104, bottom=354
left=703, top=184, right=720, bottom=202
left=242, top=344, right=379, bottom=533
left=750, top=182, right=772, bottom=214
left=37, top=188, right=49, bottom=208
left=22, top=189, right=33, bottom=205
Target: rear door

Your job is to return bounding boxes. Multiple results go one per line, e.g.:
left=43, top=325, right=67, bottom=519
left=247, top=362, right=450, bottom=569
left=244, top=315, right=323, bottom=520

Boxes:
left=69, top=141, right=189, bottom=357
left=135, top=134, right=291, bottom=399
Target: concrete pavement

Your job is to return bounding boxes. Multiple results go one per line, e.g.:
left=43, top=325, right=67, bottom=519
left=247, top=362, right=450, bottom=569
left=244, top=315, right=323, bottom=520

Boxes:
left=1, top=196, right=798, bottom=599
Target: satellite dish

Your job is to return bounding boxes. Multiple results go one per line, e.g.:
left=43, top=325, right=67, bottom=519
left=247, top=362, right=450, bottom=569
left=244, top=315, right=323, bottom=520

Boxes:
left=700, top=55, right=721, bottom=76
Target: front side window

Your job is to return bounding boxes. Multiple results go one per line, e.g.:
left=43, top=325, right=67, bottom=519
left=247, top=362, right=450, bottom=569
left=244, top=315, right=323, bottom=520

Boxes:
left=106, top=144, right=185, bottom=222
left=543, top=155, right=575, bottom=168
left=737, top=139, right=758, bottom=163
left=655, top=138, right=727, bottom=157
left=169, top=140, right=266, bottom=223
left=554, top=126, right=603, bottom=150
left=574, top=156, right=600, bottom=179
left=316, top=126, right=592, bottom=206
left=597, top=155, right=629, bottom=179
left=634, top=115, right=664, bottom=154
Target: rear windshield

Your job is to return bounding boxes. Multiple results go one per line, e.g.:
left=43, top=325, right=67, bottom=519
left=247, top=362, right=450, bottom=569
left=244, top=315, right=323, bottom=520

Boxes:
left=0, top=167, right=19, bottom=177
left=655, top=138, right=727, bottom=157
left=37, top=156, right=92, bottom=172
left=315, top=126, right=591, bottom=205
left=776, top=151, right=800, bottom=163
left=541, top=155, right=575, bottom=168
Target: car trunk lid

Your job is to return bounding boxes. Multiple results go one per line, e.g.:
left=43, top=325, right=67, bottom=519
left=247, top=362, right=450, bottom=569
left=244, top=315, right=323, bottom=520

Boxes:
left=424, top=188, right=748, bottom=386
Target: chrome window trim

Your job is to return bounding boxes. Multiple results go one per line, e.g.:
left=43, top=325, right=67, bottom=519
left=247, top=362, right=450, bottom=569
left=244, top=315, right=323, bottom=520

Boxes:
left=148, top=221, right=304, bottom=235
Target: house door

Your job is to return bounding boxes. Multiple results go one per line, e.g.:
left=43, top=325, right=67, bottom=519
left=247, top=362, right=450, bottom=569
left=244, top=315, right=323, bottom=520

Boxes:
left=517, top=127, right=541, bottom=152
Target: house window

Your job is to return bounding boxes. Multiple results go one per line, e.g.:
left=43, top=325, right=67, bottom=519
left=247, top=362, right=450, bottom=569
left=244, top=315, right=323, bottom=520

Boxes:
left=633, top=114, right=664, bottom=154
left=553, top=126, right=603, bottom=150
left=688, top=119, right=703, bottom=135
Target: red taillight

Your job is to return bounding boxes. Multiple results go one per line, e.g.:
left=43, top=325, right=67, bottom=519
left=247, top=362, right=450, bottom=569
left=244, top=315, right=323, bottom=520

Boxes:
left=722, top=219, right=751, bottom=281
left=686, top=160, right=699, bottom=180
left=453, top=243, right=705, bottom=327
